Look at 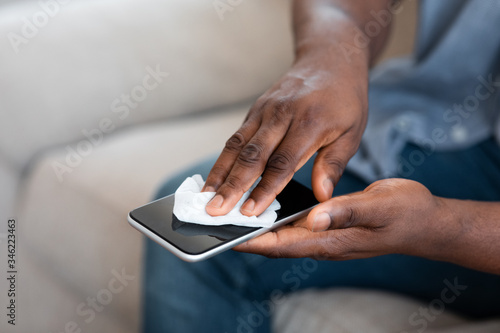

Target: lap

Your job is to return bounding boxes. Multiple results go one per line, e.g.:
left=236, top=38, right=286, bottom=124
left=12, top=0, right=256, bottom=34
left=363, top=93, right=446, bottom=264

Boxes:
left=147, top=138, right=500, bottom=323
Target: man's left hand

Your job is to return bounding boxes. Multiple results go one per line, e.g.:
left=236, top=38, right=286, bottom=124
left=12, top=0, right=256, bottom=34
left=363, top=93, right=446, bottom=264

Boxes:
left=234, top=179, right=454, bottom=260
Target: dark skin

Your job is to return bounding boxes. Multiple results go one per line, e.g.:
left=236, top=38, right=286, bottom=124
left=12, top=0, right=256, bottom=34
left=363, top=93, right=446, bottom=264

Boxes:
left=203, top=0, right=500, bottom=275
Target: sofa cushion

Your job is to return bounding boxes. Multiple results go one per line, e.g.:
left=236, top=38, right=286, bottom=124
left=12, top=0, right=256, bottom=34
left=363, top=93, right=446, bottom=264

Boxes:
left=274, top=288, right=500, bottom=333
left=0, top=156, right=19, bottom=221
left=17, top=104, right=247, bottom=332
left=0, top=0, right=293, bottom=168
left=0, top=235, right=136, bottom=333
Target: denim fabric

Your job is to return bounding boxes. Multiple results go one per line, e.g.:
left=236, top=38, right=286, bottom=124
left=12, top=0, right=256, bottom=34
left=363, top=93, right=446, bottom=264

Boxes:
left=142, top=138, right=500, bottom=333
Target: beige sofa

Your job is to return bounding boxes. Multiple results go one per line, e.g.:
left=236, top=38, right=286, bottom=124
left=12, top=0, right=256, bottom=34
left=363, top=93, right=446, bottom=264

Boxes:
left=0, top=1, right=498, bottom=332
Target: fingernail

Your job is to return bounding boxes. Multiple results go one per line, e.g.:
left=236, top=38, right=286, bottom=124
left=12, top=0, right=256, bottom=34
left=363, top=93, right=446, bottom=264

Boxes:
left=203, top=185, right=216, bottom=192
left=241, top=198, right=255, bottom=215
left=207, top=194, right=224, bottom=209
left=312, top=212, right=331, bottom=232
left=323, top=178, right=334, bottom=198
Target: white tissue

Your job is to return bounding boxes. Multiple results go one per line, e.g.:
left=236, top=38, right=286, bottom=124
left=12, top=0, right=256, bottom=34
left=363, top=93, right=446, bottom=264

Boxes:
left=173, top=174, right=281, bottom=228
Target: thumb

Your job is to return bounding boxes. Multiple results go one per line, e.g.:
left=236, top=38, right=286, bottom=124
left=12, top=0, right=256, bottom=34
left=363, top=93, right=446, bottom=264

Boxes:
left=311, top=137, right=358, bottom=203
left=299, top=190, right=375, bottom=232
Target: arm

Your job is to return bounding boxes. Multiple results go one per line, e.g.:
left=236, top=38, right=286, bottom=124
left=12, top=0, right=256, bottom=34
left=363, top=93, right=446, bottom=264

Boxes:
left=293, top=0, right=392, bottom=67
left=424, top=198, right=500, bottom=274
left=235, top=179, right=500, bottom=275
left=203, top=0, right=394, bottom=216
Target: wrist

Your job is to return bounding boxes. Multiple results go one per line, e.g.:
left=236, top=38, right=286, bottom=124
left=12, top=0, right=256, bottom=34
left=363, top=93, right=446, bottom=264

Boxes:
left=294, top=15, right=371, bottom=71
left=399, top=196, right=461, bottom=261
left=427, top=197, right=461, bottom=259
left=290, top=43, right=370, bottom=99
left=294, top=41, right=370, bottom=76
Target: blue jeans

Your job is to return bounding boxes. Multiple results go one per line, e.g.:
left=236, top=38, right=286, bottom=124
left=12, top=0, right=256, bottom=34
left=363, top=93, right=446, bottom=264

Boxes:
left=143, top=139, right=500, bottom=333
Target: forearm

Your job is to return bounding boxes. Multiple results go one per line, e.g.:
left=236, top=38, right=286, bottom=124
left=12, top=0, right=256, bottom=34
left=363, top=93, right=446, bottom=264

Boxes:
left=292, top=0, right=394, bottom=68
left=415, top=198, right=500, bottom=275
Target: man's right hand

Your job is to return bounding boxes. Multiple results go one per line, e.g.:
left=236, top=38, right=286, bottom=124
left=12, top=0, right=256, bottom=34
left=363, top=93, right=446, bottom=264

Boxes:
left=203, top=56, right=368, bottom=217
left=202, top=0, right=394, bottom=217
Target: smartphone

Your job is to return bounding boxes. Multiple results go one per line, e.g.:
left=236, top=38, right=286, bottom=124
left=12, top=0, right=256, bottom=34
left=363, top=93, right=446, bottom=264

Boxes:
left=128, top=179, right=318, bottom=262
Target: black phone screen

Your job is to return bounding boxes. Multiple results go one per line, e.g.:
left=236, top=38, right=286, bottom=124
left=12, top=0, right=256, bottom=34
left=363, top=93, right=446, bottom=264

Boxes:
left=129, top=179, right=318, bottom=255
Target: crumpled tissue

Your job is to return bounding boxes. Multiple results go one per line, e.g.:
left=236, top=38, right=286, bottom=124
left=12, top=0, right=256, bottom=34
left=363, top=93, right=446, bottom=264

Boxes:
left=173, top=174, right=281, bottom=227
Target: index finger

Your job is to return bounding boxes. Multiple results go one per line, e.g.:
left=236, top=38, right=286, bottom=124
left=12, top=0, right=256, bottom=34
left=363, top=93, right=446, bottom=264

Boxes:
left=233, top=226, right=329, bottom=258
left=202, top=115, right=261, bottom=193
left=205, top=121, right=289, bottom=216
left=233, top=225, right=376, bottom=260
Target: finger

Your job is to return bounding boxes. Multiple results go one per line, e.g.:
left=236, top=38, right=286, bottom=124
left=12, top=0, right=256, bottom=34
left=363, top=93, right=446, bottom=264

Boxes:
left=206, top=114, right=291, bottom=216
left=296, top=190, right=376, bottom=232
left=202, top=115, right=260, bottom=193
left=233, top=225, right=374, bottom=260
left=311, top=135, right=360, bottom=202
left=233, top=226, right=324, bottom=258
left=239, top=130, right=319, bottom=217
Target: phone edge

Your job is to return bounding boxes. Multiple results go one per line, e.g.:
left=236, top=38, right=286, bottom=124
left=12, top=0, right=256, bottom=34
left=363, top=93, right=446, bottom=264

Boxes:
left=127, top=204, right=317, bottom=262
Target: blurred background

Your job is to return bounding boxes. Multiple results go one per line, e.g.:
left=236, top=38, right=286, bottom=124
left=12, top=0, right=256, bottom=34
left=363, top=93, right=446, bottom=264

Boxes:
left=0, top=0, right=417, bottom=332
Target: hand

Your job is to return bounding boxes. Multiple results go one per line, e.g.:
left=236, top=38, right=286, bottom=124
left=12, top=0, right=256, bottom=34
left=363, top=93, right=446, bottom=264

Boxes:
left=202, top=58, right=368, bottom=217
left=234, top=179, right=455, bottom=261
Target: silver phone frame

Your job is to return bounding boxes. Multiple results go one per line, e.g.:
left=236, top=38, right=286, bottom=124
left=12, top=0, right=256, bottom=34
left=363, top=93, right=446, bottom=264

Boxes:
left=127, top=196, right=316, bottom=262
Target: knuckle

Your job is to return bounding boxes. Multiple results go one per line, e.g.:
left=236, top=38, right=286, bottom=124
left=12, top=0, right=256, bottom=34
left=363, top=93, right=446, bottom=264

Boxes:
left=311, top=246, right=330, bottom=261
left=223, top=175, right=245, bottom=193
left=243, top=109, right=262, bottom=125
left=266, top=233, right=286, bottom=258
left=249, top=98, right=269, bottom=119
left=254, top=177, right=276, bottom=196
left=270, top=98, right=293, bottom=123
left=255, top=95, right=269, bottom=109
left=300, top=106, right=322, bottom=128
left=238, top=143, right=264, bottom=167
left=267, top=150, right=295, bottom=174
left=322, top=154, right=347, bottom=180
left=209, top=165, right=229, bottom=180
left=345, top=206, right=358, bottom=228
left=265, top=248, right=284, bottom=259
left=310, top=236, right=337, bottom=260
left=205, top=165, right=229, bottom=188
left=326, top=233, right=352, bottom=259
left=224, top=132, right=246, bottom=154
